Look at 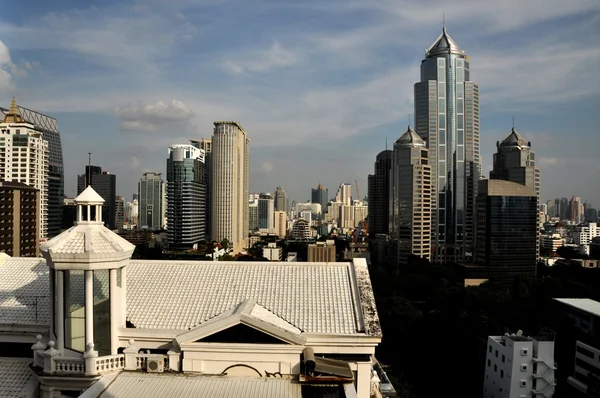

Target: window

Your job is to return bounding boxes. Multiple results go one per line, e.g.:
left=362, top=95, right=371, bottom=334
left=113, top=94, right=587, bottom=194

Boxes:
left=488, top=359, right=491, bottom=367
left=521, top=348, right=529, bottom=356
left=502, top=355, right=505, bottom=363
left=495, top=349, right=499, bottom=358
left=520, top=380, right=527, bottom=387
left=577, top=344, right=595, bottom=359
left=500, top=370, right=504, bottom=378
left=521, top=364, right=527, bottom=372
left=494, top=364, right=497, bottom=372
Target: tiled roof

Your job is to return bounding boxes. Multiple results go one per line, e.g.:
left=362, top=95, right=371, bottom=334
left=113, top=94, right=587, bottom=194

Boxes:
left=0, top=357, right=38, bottom=398
left=96, top=373, right=301, bottom=398
left=0, top=258, right=49, bottom=325
left=127, top=261, right=360, bottom=334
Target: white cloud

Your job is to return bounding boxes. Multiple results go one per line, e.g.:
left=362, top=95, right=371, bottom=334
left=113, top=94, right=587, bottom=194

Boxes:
left=225, top=41, right=298, bottom=75
left=0, top=40, right=13, bottom=91
left=114, top=100, right=195, bottom=133
left=131, top=156, right=141, bottom=170
left=261, top=162, right=274, bottom=172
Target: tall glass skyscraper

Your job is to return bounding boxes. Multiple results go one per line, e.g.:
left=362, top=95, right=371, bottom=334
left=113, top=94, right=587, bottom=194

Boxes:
left=414, top=27, right=480, bottom=263
left=138, top=172, right=165, bottom=231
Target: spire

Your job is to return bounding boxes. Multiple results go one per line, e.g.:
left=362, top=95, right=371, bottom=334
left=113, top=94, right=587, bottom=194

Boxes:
left=425, top=26, right=465, bottom=58
left=3, top=97, right=23, bottom=123
left=395, top=125, right=426, bottom=147
left=500, top=127, right=527, bottom=147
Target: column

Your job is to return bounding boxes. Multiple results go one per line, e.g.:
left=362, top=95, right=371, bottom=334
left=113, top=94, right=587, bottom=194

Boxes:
left=109, top=268, right=118, bottom=354
left=84, top=270, right=94, bottom=348
left=120, top=267, right=127, bottom=327
left=56, top=271, right=64, bottom=351
left=356, top=361, right=372, bottom=398
left=49, top=270, right=55, bottom=342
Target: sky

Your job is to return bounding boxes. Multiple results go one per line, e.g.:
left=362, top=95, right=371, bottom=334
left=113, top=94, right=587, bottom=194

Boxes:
left=1, top=0, right=599, bottom=205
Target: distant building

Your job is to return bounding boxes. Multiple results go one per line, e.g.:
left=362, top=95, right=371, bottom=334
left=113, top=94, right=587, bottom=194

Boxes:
left=483, top=331, right=555, bottom=398
left=475, top=179, right=538, bottom=283
left=274, top=186, right=287, bottom=212
left=571, top=196, right=583, bottom=223
left=258, top=193, right=274, bottom=231
left=335, top=183, right=352, bottom=206
left=291, top=219, right=311, bottom=240
left=311, top=183, right=329, bottom=213
left=273, top=211, right=287, bottom=238
left=138, top=172, right=165, bottom=231
left=541, top=236, right=564, bottom=253
left=368, top=150, right=391, bottom=235
left=300, top=210, right=312, bottom=226
left=574, top=223, right=599, bottom=246
left=295, top=202, right=322, bottom=216
left=61, top=198, right=77, bottom=231
left=166, top=144, right=206, bottom=250
left=308, top=241, right=336, bottom=262
left=190, top=138, right=212, bottom=237
left=249, top=196, right=259, bottom=233
left=115, top=196, right=125, bottom=230
left=0, top=181, right=39, bottom=256
left=77, top=165, right=116, bottom=230
left=262, top=242, right=282, bottom=261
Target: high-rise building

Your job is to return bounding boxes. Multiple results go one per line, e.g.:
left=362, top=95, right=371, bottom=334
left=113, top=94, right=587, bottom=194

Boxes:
left=115, top=196, right=125, bottom=230
left=274, top=186, right=287, bottom=212
left=77, top=166, right=116, bottom=230
left=0, top=99, right=49, bottom=240
left=311, top=184, right=329, bottom=213
left=166, top=144, right=206, bottom=250
left=475, top=180, right=538, bottom=283
left=258, top=193, right=274, bottom=231
left=559, top=197, right=569, bottom=220
left=367, top=150, right=392, bottom=235
left=1, top=99, right=63, bottom=238
left=570, top=196, right=582, bottom=223
left=249, top=194, right=259, bottom=233
left=191, top=138, right=212, bottom=237
left=0, top=181, right=39, bottom=256
left=414, top=27, right=480, bottom=263
left=335, top=184, right=352, bottom=206
left=138, top=172, right=165, bottom=231
left=210, top=121, right=250, bottom=254
left=274, top=210, right=287, bottom=238
left=389, top=125, right=432, bottom=265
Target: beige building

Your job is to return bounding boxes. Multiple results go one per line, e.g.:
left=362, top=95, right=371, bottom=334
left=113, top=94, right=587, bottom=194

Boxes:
left=209, top=122, right=250, bottom=254
left=308, top=241, right=336, bottom=262
left=274, top=210, right=287, bottom=238
left=0, top=181, right=39, bottom=257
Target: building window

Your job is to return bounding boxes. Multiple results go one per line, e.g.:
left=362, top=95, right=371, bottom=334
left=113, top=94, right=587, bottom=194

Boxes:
left=502, top=355, right=505, bottom=363
left=521, top=348, right=528, bottom=356
left=500, top=370, right=504, bottom=378
left=521, top=364, right=527, bottom=372
left=65, top=270, right=85, bottom=353
left=488, top=359, right=491, bottom=367
left=520, top=380, right=527, bottom=387
left=577, top=344, right=595, bottom=359
left=495, top=349, right=498, bottom=358
left=494, top=364, right=497, bottom=372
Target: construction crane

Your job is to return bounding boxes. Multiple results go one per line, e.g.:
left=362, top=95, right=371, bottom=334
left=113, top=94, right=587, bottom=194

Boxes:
left=354, top=180, right=360, bottom=203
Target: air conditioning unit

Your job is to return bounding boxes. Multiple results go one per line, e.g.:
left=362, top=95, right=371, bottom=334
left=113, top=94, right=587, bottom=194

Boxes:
left=147, top=358, right=164, bottom=373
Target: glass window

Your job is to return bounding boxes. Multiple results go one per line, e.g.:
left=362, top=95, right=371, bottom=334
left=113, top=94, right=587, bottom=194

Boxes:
left=456, top=84, right=464, bottom=98
left=438, top=67, right=445, bottom=82
left=438, top=114, right=446, bottom=129
left=93, top=270, right=111, bottom=356
left=439, top=130, right=446, bottom=145
left=438, top=98, right=445, bottom=111
left=456, top=99, right=464, bottom=112
left=438, top=83, right=445, bottom=97
left=65, top=270, right=85, bottom=352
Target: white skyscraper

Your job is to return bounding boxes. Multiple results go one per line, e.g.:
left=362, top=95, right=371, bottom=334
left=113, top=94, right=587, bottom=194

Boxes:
left=0, top=98, right=49, bottom=240
left=210, top=121, right=250, bottom=254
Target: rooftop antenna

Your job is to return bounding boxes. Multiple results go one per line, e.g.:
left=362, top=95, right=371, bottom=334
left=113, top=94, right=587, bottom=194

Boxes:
left=385, top=136, right=388, bottom=151
left=88, top=152, right=92, bottom=187
left=443, top=13, right=445, bottom=31
left=512, top=116, right=515, bottom=130
left=408, top=114, right=411, bottom=127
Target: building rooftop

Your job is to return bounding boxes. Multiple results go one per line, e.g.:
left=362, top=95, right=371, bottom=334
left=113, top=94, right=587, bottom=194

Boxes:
left=0, top=357, right=38, bottom=398
left=395, top=125, right=425, bottom=147
left=500, top=127, right=528, bottom=147
left=554, top=298, right=600, bottom=317
left=479, top=179, right=537, bottom=197
left=426, top=27, right=465, bottom=58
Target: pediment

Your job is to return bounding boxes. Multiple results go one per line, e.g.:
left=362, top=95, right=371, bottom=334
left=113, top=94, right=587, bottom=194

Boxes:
left=175, top=299, right=305, bottom=346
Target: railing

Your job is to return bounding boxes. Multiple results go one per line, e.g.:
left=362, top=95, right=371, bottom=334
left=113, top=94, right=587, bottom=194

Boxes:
left=54, top=357, right=85, bottom=375
left=95, top=354, right=125, bottom=374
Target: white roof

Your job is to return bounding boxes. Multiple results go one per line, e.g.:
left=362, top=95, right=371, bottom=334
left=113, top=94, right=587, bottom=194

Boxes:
left=0, top=357, right=38, bottom=398
left=554, top=298, right=600, bottom=317
left=0, top=258, right=381, bottom=337
left=95, top=373, right=302, bottom=398
left=75, top=186, right=105, bottom=204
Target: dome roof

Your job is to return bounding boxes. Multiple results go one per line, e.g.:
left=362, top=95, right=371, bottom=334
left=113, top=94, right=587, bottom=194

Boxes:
left=500, top=128, right=527, bottom=147
left=395, top=125, right=426, bottom=147
left=426, top=27, right=465, bottom=58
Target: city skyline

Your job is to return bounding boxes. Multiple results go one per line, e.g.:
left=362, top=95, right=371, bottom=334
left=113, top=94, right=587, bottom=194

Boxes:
left=0, top=0, right=599, bottom=204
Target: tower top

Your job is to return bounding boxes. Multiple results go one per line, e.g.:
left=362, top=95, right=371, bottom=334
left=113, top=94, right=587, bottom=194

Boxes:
left=395, top=125, right=426, bottom=147
left=500, top=128, right=528, bottom=148
left=3, top=97, right=24, bottom=123
left=425, top=27, right=465, bottom=58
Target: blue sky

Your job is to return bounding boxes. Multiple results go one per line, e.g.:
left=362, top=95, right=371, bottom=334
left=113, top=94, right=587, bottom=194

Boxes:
left=1, top=0, right=599, bottom=205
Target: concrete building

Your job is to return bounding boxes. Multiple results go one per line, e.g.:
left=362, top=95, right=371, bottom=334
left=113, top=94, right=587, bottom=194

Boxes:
left=273, top=210, right=287, bottom=238
left=262, top=242, right=282, bottom=261
left=335, top=183, right=352, bottom=206
left=354, top=204, right=368, bottom=229
left=483, top=331, right=556, bottom=398
left=77, top=165, right=116, bottom=230
left=0, top=98, right=49, bottom=240
left=390, top=125, right=432, bottom=265
left=138, top=172, right=165, bottom=231
left=541, top=235, right=565, bottom=253
left=249, top=197, right=259, bottom=233
left=295, top=202, right=322, bottom=216
left=274, top=186, right=287, bottom=212
left=311, top=183, right=329, bottom=213
left=300, top=210, right=312, bottom=226
left=414, top=27, right=480, bottom=263
left=574, top=223, right=599, bottom=246
left=210, top=121, right=250, bottom=254
left=258, top=193, right=274, bottom=231
left=291, top=219, right=311, bottom=240
left=115, top=196, right=125, bottom=230
left=1, top=101, right=64, bottom=238
left=368, top=150, right=392, bottom=235
left=0, top=181, right=39, bottom=257
left=476, top=180, right=538, bottom=283
left=166, top=144, right=206, bottom=250
left=308, top=241, right=336, bottom=262
left=0, top=187, right=390, bottom=397
left=190, top=138, right=212, bottom=237
left=571, top=196, right=583, bottom=223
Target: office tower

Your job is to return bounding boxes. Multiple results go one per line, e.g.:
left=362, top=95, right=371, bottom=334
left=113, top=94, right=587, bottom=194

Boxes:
left=258, top=193, right=274, bottom=231
left=335, top=183, right=352, bottom=206
left=586, top=208, right=598, bottom=223
left=1, top=99, right=63, bottom=238
left=0, top=181, right=39, bottom=256
left=559, top=197, right=569, bottom=220
left=77, top=165, right=116, bottom=230
left=490, top=128, right=540, bottom=195
left=300, top=210, right=312, bottom=226
left=138, top=172, right=165, bottom=231
left=476, top=180, right=538, bottom=283
left=0, top=99, right=49, bottom=240
left=132, top=193, right=138, bottom=201
left=191, top=138, right=212, bottom=237
left=274, top=210, right=287, bottom=238
left=546, top=200, right=555, bottom=218
left=274, top=186, right=287, bottom=212
left=414, top=27, right=480, bottom=263
left=367, top=150, right=392, bottom=235
left=570, top=196, right=582, bottom=223
left=390, top=125, right=432, bottom=264
left=210, top=121, right=250, bottom=254
left=308, top=242, right=336, bottom=262
left=249, top=195, right=259, bottom=232
left=311, top=183, right=329, bottom=212
left=115, top=196, right=124, bottom=230
left=166, top=144, right=206, bottom=250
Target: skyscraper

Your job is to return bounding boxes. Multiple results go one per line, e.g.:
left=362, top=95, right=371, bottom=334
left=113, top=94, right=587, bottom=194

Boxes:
left=138, top=172, right=165, bottom=231
left=115, top=196, right=125, bottom=230
left=389, top=126, right=432, bottom=265
left=335, top=183, right=352, bottom=206
left=414, top=27, right=480, bottom=263
left=166, top=144, right=206, bottom=250
left=77, top=165, right=116, bottom=230
left=0, top=181, right=39, bottom=257
left=210, top=121, right=250, bottom=254
left=258, top=193, right=274, bottom=231
left=570, top=196, right=582, bottom=223
left=311, top=184, right=329, bottom=212
left=367, top=150, right=392, bottom=235
left=274, top=186, right=287, bottom=212
left=1, top=99, right=63, bottom=238
left=191, top=138, right=212, bottom=237
left=0, top=99, right=49, bottom=240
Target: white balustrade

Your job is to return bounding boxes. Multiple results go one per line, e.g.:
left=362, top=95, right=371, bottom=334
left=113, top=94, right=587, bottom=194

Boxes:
left=94, top=354, right=125, bottom=373
left=54, top=357, right=85, bottom=375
